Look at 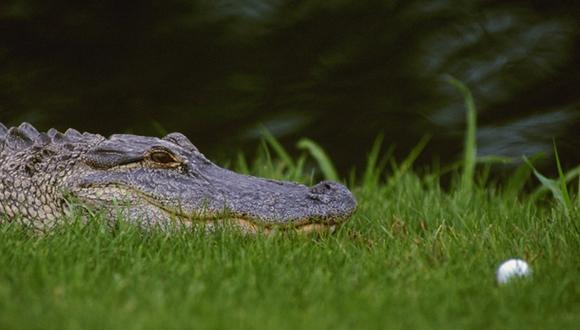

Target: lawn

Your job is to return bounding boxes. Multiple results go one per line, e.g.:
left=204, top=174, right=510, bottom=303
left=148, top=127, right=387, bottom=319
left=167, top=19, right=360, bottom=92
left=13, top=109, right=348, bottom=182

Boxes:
left=1, top=159, right=579, bottom=329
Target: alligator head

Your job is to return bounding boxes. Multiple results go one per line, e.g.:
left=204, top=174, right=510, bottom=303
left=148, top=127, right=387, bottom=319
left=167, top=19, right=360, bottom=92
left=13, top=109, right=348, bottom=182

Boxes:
left=63, top=131, right=357, bottom=233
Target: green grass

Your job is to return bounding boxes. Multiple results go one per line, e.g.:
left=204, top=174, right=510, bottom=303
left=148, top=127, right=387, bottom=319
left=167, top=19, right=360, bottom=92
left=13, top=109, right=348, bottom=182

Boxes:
left=1, top=170, right=579, bottom=330
left=1, top=82, right=579, bottom=329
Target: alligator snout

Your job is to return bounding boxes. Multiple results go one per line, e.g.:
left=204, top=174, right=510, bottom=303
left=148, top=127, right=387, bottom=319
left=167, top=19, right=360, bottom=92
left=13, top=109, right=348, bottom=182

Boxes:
left=306, top=180, right=353, bottom=207
left=204, top=163, right=357, bottom=228
left=309, top=180, right=352, bottom=201
left=305, top=180, right=357, bottom=221
left=223, top=178, right=356, bottom=233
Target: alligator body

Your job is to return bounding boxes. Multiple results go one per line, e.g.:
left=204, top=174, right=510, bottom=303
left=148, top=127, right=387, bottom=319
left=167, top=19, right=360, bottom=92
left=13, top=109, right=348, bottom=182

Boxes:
left=0, top=123, right=356, bottom=233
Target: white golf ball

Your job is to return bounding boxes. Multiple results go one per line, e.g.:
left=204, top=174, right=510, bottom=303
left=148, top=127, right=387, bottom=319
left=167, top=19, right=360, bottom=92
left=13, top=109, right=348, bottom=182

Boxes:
left=496, top=259, right=531, bottom=284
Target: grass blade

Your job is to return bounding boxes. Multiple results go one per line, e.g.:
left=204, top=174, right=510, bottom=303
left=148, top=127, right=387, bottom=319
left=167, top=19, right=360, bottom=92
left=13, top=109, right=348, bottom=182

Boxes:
left=260, top=128, right=295, bottom=171
left=296, top=138, right=338, bottom=181
left=388, top=135, right=430, bottom=187
left=446, top=76, right=477, bottom=192
left=363, top=135, right=388, bottom=186
left=524, top=156, right=566, bottom=207
left=504, top=153, right=543, bottom=196
left=236, top=152, right=250, bottom=175
left=553, top=142, right=575, bottom=215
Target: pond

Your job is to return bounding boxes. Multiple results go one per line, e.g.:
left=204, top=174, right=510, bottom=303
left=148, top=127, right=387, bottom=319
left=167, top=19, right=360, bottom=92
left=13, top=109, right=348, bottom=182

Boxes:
left=1, top=0, right=579, bottom=173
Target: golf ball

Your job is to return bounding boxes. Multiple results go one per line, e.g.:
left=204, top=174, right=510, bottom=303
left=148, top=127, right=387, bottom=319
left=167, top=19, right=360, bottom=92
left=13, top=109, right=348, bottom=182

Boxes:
left=496, top=259, right=531, bottom=284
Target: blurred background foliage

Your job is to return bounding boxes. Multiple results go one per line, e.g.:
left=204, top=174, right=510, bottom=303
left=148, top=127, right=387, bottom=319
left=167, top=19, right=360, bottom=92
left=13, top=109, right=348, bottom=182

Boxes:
left=1, top=0, right=579, bottom=173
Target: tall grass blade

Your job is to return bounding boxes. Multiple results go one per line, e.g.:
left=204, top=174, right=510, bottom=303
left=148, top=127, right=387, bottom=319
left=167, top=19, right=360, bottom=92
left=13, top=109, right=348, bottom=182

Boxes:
left=296, top=138, right=338, bottom=181
left=399, top=135, right=431, bottom=174
left=236, top=152, right=250, bottom=175
left=530, top=165, right=580, bottom=201
left=260, top=140, right=274, bottom=171
left=504, top=153, right=543, bottom=196
left=363, top=135, right=390, bottom=187
left=446, top=76, right=477, bottom=192
left=525, top=143, right=578, bottom=220
left=524, top=156, right=566, bottom=205
left=388, top=135, right=430, bottom=187
left=553, top=143, right=575, bottom=215
left=260, top=128, right=295, bottom=171
left=294, top=154, right=308, bottom=183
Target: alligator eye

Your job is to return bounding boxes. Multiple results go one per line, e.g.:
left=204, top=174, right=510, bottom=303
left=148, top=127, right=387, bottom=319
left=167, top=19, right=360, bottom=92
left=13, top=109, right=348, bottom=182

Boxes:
left=149, top=150, right=178, bottom=164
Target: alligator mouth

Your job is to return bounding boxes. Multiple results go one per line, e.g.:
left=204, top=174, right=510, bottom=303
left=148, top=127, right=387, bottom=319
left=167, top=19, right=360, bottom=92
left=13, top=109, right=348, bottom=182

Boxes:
left=149, top=195, right=346, bottom=234
left=78, top=183, right=348, bottom=234
left=158, top=206, right=343, bottom=234
left=201, top=218, right=339, bottom=235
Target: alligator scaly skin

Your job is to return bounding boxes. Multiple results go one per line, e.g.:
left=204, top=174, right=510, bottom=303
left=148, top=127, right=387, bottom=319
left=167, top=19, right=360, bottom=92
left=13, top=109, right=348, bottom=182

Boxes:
left=0, top=123, right=356, bottom=232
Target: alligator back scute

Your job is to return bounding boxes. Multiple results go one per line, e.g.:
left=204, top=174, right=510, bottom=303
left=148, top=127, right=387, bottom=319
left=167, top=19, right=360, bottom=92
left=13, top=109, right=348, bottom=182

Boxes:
left=64, top=128, right=83, bottom=139
left=2, top=123, right=43, bottom=152
left=0, top=122, right=104, bottom=229
left=0, top=123, right=105, bottom=152
left=6, top=127, right=33, bottom=151
left=17, top=122, right=41, bottom=140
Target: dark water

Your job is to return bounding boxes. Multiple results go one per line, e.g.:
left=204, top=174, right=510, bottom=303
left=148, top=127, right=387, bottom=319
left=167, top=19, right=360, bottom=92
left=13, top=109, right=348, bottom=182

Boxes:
left=1, top=1, right=579, bottom=173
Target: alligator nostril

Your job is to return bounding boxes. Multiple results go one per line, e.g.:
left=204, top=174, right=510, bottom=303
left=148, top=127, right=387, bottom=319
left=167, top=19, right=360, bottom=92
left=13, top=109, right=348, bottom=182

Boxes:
left=310, top=180, right=341, bottom=195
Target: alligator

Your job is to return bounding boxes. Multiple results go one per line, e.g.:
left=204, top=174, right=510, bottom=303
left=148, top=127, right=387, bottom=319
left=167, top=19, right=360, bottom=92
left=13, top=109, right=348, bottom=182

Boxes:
left=0, top=123, right=356, bottom=233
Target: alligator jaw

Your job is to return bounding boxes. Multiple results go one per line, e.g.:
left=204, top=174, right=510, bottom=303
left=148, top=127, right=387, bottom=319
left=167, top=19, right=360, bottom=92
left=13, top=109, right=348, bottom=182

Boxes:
left=166, top=216, right=341, bottom=235
left=133, top=186, right=353, bottom=234
left=214, top=218, right=339, bottom=235
left=78, top=180, right=355, bottom=234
